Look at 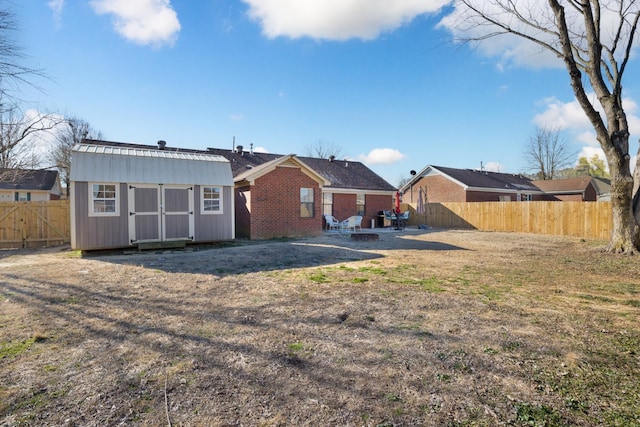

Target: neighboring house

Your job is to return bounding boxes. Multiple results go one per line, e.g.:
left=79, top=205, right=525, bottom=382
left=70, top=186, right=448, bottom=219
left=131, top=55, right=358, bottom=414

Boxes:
left=591, top=177, right=611, bottom=201
left=70, top=140, right=235, bottom=250
left=204, top=145, right=397, bottom=239
left=0, top=168, right=63, bottom=201
left=400, top=165, right=543, bottom=204
left=532, top=176, right=599, bottom=201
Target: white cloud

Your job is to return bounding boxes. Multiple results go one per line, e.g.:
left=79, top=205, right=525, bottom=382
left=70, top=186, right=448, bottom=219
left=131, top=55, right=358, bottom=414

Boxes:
left=483, top=162, right=503, bottom=172
left=358, top=148, right=405, bottom=165
left=48, top=0, right=66, bottom=27
left=437, top=0, right=638, bottom=70
left=229, top=114, right=245, bottom=121
left=533, top=94, right=640, bottom=167
left=90, top=0, right=180, bottom=47
left=241, top=0, right=448, bottom=41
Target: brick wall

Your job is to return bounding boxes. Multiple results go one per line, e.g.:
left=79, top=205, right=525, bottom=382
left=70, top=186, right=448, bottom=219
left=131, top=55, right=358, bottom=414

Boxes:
left=332, top=193, right=355, bottom=223
left=328, top=193, right=392, bottom=229
left=249, top=166, right=323, bottom=239
left=406, top=176, right=466, bottom=203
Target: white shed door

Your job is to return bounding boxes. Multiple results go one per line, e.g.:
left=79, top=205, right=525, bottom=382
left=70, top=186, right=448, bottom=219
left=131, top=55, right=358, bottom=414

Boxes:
left=128, top=184, right=194, bottom=243
left=162, top=186, right=194, bottom=241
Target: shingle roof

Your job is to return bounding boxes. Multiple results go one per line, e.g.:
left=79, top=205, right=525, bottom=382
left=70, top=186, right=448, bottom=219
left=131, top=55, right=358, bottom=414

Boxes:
left=531, top=176, right=594, bottom=193
left=0, top=168, right=60, bottom=191
left=80, top=139, right=396, bottom=192
left=431, top=166, right=539, bottom=191
left=204, top=147, right=396, bottom=191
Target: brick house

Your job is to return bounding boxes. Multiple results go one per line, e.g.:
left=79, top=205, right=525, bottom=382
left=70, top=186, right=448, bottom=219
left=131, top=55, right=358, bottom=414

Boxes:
left=532, top=176, right=600, bottom=201
left=205, top=146, right=397, bottom=239
left=399, top=165, right=543, bottom=204
left=0, top=168, right=63, bottom=202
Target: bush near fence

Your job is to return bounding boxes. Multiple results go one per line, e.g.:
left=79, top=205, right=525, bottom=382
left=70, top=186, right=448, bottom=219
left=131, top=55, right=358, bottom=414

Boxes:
left=0, top=200, right=70, bottom=249
left=404, top=201, right=612, bottom=240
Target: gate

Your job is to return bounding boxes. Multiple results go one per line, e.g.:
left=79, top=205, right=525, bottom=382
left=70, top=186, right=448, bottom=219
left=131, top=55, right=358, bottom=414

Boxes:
left=0, top=201, right=70, bottom=249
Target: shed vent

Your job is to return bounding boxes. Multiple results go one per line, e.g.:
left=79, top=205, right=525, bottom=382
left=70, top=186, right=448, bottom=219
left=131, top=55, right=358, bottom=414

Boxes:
left=157, top=140, right=167, bottom=150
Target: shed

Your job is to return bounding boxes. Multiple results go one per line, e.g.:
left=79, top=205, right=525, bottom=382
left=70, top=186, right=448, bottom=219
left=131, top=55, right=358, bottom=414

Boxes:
left=70, top=141, right=234, bottom=250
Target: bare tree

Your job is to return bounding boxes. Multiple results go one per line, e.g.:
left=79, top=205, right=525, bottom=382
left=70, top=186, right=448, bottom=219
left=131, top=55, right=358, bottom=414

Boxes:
left=524, top=127, right=576, bottom=180
left=304, top=140, right=343, bottom=159
left=0, top=4, right=45, bottom=100
left=48, top=117, right=102, bottom=197
left=449, top=0, right=640, bottom=253
left=0, top=100, right=63, bottom=169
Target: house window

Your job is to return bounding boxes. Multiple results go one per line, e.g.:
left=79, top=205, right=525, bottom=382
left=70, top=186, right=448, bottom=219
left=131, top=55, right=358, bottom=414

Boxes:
left=300, top=188, right=314, bottom=218
left=201, top=186, right=223, bottom=214
left=323, top=192, right=333, bottom=216
left=90, top=183, right=118, bottom=216
left=356, top=193, right=365, bottom=216
left=522, top=194, right=532, bottom=201
left=15, top=192, right=31, bottom=201
left=499, top=195, right=511, bottom=202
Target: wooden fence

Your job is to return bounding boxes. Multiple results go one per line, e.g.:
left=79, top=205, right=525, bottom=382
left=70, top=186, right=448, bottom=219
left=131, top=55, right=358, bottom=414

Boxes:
left=0, top=201, right=71, bottom=249
left=404, top=201, right=612, bottom=240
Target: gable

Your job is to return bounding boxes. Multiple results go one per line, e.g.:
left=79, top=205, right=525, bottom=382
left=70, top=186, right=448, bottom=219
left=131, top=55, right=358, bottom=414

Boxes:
left=233, top=154, right=329, bottom=186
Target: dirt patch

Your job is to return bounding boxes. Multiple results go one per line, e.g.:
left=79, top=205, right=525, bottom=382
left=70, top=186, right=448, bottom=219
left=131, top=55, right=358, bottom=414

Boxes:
left=1, top=229, right=639, bottom=426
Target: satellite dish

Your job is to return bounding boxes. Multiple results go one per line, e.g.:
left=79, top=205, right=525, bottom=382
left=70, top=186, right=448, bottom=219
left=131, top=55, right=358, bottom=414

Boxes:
left=410, top=170, right=416, bottom=176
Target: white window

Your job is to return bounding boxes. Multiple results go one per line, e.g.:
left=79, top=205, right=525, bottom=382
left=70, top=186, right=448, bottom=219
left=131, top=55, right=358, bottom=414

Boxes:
left=90, top=183, right=118, bottom=216
left=300, top=188, right=314, bottom=218
left=15, top=192, right=31, bottom=201
left=201, top=186, right=222, bottom=214
left=356, top=192, right=365, bottom=216
left=322, top=192, right=333, bottom=216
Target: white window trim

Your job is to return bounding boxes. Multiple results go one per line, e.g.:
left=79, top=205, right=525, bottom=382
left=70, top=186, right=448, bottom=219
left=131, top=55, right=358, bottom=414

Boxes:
left=200, top=185, right=223, bottom=215
left=88, top=182, right=119, bottom=217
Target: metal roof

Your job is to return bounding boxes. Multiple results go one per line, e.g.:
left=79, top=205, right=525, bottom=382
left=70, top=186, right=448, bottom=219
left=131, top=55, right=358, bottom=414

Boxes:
left=71, top=143, right=233, bottom=186
left=73, top=143, right=228, bottom=163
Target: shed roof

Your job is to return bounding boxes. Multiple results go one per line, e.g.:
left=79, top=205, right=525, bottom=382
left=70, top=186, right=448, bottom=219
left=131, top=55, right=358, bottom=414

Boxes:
left=0, top=168, right=60, bottom=191
left=71, top=142, right=233, bottom=186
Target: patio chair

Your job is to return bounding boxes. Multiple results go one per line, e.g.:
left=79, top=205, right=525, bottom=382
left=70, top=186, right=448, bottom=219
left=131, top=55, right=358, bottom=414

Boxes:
left=341, top=215, right=363, bottom=233
left=397, top=211, right=409, bottom=229
left=324, top=214, right=341, bottom=231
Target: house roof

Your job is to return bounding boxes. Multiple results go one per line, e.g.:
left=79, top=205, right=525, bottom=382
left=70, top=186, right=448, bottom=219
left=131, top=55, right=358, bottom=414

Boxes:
left=401, top=165, right=540, bottom=193
left=233, top=154, right=330, bottom=186
left=77, top=140, right=396, bottom=192
left=531, top=176, right=594, bottom=194
left=204, top=147, right=397, bottom=193
left=0, top=168, right=60, bottom=191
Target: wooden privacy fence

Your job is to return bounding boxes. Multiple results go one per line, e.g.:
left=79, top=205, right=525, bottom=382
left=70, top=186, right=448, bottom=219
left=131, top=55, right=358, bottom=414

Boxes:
left=404, top=201, right=613, bottom=240
left=0, top=201, right=71, bottom=249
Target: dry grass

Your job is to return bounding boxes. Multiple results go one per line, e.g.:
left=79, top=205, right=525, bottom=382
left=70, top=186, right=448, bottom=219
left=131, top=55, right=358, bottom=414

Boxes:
left=1, top=229, right=639, bottom=426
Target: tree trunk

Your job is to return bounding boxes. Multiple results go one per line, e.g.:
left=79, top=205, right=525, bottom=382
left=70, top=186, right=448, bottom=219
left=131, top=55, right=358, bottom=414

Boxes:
left=605, top=138, right=639, bottom=253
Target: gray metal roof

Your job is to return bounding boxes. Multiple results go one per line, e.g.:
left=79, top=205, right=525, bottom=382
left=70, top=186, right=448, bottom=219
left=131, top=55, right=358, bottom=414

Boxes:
left=71, top=143, right=233, bottom=186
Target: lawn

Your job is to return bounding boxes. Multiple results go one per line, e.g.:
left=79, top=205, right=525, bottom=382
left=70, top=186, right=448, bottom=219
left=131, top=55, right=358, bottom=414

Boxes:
left=0, top=229, right=639, bottom=426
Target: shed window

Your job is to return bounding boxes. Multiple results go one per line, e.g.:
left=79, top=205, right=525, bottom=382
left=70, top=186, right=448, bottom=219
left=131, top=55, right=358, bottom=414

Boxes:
left=90, top=183, right=118, bottom=216
left=201, top=186, right=222, bottom=214
left=300, top=188, right=314, bottom=218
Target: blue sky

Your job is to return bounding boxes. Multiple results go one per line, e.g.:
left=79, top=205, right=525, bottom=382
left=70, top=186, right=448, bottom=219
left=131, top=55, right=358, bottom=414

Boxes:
left=15, top=0, right=640, bottom=186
